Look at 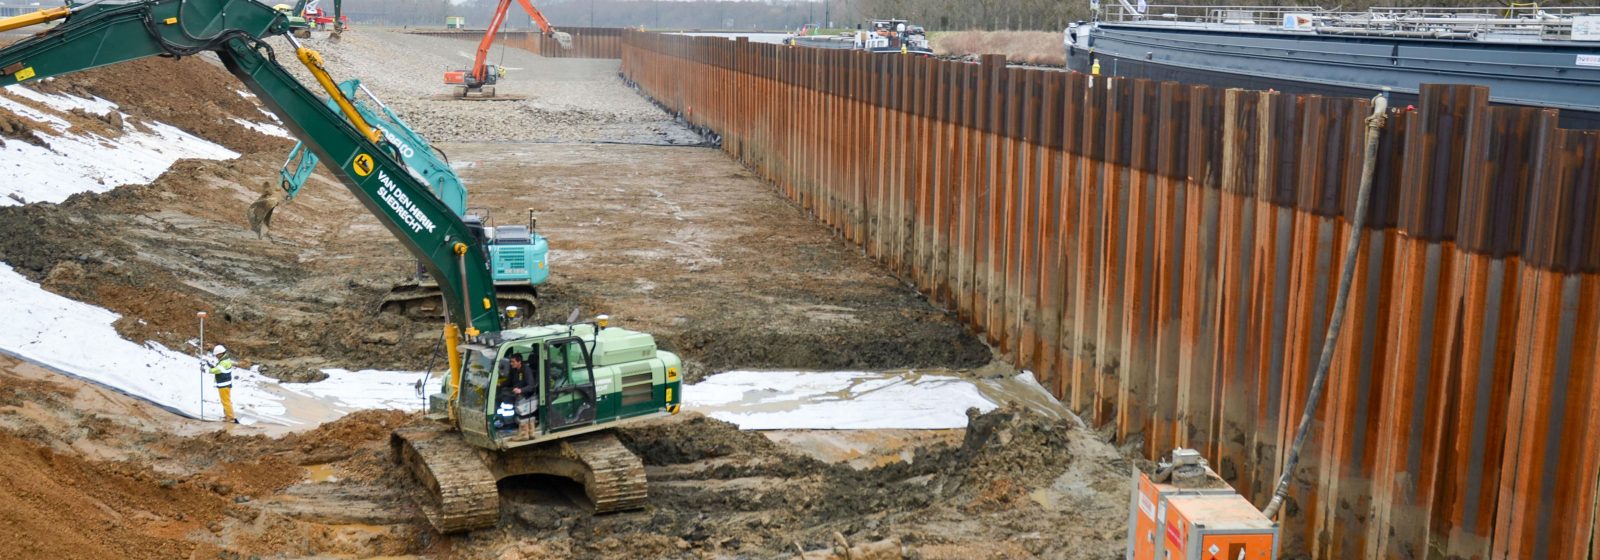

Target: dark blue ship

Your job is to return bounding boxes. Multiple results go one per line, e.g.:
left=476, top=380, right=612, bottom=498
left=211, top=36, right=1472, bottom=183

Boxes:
left=1066, top=3, right=1600, bottom=128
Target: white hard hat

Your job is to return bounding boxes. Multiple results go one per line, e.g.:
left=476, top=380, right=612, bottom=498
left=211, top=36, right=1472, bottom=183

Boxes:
left=212, top=345, right=227, bottom=356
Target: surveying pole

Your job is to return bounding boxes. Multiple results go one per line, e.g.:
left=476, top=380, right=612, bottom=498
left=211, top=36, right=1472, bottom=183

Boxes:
left=197, top=311, right=207, bottom=421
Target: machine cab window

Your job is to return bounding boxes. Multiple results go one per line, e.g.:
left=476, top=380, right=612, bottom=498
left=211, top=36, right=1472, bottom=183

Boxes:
left=457, top=345, right=498, bottom=439
left=541, top=337, right=597, bottom=431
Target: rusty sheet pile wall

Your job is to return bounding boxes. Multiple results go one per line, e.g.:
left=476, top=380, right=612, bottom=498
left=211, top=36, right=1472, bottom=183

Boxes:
left=406, top=27, right=623, bottom=59
left=621, top=31, right=1600, bottom=559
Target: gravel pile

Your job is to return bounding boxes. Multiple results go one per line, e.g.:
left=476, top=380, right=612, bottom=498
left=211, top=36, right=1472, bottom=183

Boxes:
left=268, top=30, right=699, bottom=145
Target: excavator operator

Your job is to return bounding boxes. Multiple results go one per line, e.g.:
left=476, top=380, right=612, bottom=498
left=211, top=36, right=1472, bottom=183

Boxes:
left=500, top=353, right=537, bottom=438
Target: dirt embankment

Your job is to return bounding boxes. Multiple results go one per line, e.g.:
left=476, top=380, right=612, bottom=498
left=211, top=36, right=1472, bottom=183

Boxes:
left=28, top=56, right=293, bottom=154
left=0, top=151, right=436, bottom=377
left=0, top=53, right=441, bottom=376
left=933, top=31, right=1067, bottom=66
left=0, top=356, right=431, bottom=559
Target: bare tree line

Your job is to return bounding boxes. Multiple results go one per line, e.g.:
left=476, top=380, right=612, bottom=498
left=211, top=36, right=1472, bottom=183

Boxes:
left=337, top=0, right=867, bottom=31
left=335, top=1, right=1595, bottom=32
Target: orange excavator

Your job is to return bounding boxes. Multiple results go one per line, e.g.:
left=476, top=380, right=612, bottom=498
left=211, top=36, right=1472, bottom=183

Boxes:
left=444, top=0, right=572, bottom=98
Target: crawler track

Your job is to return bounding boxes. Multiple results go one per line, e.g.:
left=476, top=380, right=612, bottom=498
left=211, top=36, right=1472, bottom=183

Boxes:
left=558, top=432, right=649, bottom=513
left=392, top=425, right=648, bottom=533
left=391, top=424, right=500, bottom=533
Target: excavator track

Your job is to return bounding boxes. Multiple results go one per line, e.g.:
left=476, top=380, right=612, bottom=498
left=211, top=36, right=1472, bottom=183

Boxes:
left=551, top=432, right=649, bottom=513
left=491, top=431, right=648, bottom=514
left=392, top=425, right=647, bottom=533
left=380, top=281, right=536, bottom=319
left=391, top=424, right=500, bottom=533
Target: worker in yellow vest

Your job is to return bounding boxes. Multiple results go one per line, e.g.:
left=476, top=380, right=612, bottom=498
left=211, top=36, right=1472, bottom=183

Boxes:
left=202, top=345, right=239, bottom=423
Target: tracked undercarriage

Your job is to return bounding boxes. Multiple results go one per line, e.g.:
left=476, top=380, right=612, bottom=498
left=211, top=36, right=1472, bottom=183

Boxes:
left=381, top=279, right=538, bottom=319
left=391, top=423, right=648, bottom=533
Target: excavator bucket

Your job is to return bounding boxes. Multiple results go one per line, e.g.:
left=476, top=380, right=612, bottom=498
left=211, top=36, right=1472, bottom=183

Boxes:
left=553, top=31, right=573, bottom=50
left=255, top=141, right=318, bottom=237
left=247, top=182, right=288, bottom=238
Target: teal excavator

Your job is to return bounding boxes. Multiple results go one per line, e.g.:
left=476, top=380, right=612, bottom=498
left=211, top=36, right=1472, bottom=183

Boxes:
left=256, top=78, right=550, bottom=316
left=0, top=0, right=681, bottom=532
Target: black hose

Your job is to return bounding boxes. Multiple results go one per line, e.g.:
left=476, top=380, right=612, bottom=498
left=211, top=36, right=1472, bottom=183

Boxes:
left=417, top=329, right=444, bottom=403
left=1261, top=93, right=1389, bottom=519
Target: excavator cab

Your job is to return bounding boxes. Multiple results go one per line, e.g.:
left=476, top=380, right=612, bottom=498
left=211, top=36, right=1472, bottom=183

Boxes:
left=456, top=337, right=598, bottom=444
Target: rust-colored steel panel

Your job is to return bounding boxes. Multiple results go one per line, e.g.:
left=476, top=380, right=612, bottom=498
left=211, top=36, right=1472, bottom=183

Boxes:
left=617, top=31, right=1600, bottom=558
left=1069, top=77, right=1108, bottom=416
left=1496, top=128, right=1600, bottom=560
left=1147, top=81, right=1189, bottom=456
left=1015, top=68, right=1043, bottom=373
left=1118, top=77, right=1159, bottom=451
left=1176, top=85, right=1223, bottom=458
left=1056, top=72, right=1088, bottom=401
left=1093, top=77, right=1132, bottom=428
left=1035, top=71, right=1065, bottom=392
left=1212, top=89, right=1262, bottom=498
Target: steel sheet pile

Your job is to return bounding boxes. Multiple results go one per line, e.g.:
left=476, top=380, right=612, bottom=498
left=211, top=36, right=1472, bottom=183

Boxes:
left=621, top=30, right=1600, bottom=559
left=407, top=27, right=624, bottom=59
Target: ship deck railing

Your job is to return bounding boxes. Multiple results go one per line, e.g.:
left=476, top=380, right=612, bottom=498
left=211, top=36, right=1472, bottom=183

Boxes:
left=1098, top=3, right=1600, bottom=42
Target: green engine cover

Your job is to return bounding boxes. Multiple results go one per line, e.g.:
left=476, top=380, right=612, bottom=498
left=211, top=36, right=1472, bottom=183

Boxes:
left=450, top=322, right=682, bottom=450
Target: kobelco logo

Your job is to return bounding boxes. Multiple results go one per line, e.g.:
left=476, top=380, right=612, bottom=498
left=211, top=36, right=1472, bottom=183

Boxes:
left=381, top=129, right=416, bottom=159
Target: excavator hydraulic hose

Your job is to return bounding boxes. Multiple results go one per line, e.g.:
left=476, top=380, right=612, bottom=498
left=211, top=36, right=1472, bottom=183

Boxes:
left=454, top=243, right=480, bottom=337
left=289, top=36, right=380, bottom=145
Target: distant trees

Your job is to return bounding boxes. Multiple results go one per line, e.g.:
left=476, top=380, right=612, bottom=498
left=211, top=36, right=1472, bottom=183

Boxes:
left=338, top=0, right=454, bottom=26
left=854, top=0, right=1087, bottom=31
left=334, top=1, right=1595, bottom=33
left=339, top=0, right=865, bottom=32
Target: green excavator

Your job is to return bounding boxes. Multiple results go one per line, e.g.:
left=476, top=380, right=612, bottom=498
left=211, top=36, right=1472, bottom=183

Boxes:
left=0, top=0, right=681, bottom=532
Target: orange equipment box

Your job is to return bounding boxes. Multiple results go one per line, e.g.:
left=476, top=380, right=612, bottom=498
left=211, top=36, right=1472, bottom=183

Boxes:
left=1126, top=453, right=1278, bottom=560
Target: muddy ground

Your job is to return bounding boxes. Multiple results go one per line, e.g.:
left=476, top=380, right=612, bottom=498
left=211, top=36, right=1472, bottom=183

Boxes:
left=0, top=28, right=1132, bottom=558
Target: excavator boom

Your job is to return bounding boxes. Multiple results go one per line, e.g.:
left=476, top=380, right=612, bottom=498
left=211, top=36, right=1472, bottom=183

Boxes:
left=517, top=0, right=573, bottom=49
left=514, top=0, right=562, bottom=39
left=2, top=0, right=678, bottom=535
left=0, top=0, right=501, bottom=335
left=449, top=0, right=570, bottom=94
left=468, top=0, right=514, bottom=84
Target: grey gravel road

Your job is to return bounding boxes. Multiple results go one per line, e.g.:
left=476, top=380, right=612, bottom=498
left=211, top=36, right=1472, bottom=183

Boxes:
left=270, top=29, right=700, bottom=145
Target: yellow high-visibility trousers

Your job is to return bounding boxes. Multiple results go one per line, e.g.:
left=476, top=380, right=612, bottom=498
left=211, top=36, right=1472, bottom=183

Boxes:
left=217, top=387, right=235, bottom=421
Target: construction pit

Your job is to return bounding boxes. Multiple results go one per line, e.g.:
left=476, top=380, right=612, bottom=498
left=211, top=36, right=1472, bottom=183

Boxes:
left=0, top=30, right=1133, bottom=559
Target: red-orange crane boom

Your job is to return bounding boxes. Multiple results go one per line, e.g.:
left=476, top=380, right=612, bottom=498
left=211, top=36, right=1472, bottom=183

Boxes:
left=444, top=0, right=572, bottom=98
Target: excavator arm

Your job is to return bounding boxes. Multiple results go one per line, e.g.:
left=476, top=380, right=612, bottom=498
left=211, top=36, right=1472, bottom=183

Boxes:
left=468, top=0, right=515, bottom=84
left=514, top=0, right=571, bottom=48
left=0, top=0, right=502, bottom=336
left=451, top=0, right=568, bottom=92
